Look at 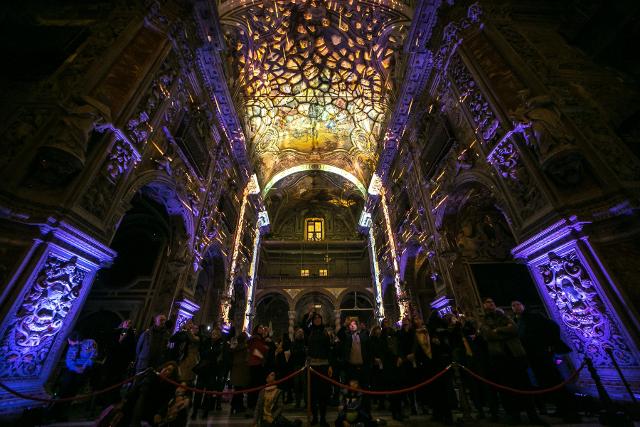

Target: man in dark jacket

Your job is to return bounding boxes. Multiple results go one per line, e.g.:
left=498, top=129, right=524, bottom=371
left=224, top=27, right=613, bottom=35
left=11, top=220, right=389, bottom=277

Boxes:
left=512, top=300, right=579, bottom=422
left=339, top=319, right=372, bottom=387
left=306, top=313, right=333, bottom=426
left=481, top=298, right=545, bottom=425
left=135, top=313, right=172, bottom=372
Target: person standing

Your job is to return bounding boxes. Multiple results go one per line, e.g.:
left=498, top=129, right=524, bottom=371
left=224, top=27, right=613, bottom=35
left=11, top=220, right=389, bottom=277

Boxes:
left=135, top=313, right=172, bottom=373
left=512, top=300, right=579, bottom=422
left=230, top=332, right=250, bottom=415
left=339, top=319, right=371, bottom=387
left=102, top=319, right=136, bottom=404
left=248, top=325, right=269, bottom=410
left=480, top=298, right=545, bottom=425
left=50, top=334, right=98, bottom=421
left=192, top=327, right=228, bottom=419
left=169, top=319, right=200, bottom=384
left=306, top=313, right=333, bottom=427
left=381, top=318, right=403, bottom=421
left=290, top=328, right=307, bottom=408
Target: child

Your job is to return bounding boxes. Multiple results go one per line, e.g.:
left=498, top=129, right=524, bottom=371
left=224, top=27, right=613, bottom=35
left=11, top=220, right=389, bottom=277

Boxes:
left=335, top=378, right=374, bottom=427
left=254, top=371, right=302, bottom=427
left=161, top=386, right=190, bottom=426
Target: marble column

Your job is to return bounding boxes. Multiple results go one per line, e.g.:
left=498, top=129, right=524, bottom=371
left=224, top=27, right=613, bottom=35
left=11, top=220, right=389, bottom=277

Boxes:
left=0, top=220, right=116, bottom=411
left=288, top=310, right=296, bottom=341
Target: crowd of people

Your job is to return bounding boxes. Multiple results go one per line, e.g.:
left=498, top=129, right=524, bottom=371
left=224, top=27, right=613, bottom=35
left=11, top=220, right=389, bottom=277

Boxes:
left=48, top=297, right=582, bottom=426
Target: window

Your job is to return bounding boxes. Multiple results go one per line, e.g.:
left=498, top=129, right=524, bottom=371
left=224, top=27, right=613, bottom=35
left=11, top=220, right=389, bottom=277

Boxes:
left=306, top=218, right=324, bottom=241
left=319, top=269, right=328, bottom=277
left=300, top=269, right=310, bottom=277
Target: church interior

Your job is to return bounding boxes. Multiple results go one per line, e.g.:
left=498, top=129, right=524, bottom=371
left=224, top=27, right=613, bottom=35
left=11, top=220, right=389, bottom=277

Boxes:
left=1, top=0, right=639, bottom=425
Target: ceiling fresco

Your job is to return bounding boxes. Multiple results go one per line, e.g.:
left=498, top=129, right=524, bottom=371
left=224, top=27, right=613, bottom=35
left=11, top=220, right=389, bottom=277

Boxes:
left=219, top=0, right=411, bottom=188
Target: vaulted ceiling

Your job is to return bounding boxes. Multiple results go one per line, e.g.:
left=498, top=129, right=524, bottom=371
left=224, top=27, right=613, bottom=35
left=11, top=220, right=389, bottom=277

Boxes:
left=219, top=0, right=412, bottom=191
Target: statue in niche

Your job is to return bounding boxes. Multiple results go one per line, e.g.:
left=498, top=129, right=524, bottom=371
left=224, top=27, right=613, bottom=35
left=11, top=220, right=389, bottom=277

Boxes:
left=511, top=93, right=583, bottom=185
left=38, top=96, right=111, bottom=178
left=455, top=209, right=512, bottom=260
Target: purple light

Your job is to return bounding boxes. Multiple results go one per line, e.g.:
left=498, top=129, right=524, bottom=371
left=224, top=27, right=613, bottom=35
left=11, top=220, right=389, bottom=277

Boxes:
left=512, top=216, right=640, bottom=399
left=0, top=221, right=115, bottom=410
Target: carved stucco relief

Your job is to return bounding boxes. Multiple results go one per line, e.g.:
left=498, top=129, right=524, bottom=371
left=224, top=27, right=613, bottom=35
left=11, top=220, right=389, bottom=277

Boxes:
left=537, top=249, right=638, bottom=368
left=0, top=254, right=87, bottom=379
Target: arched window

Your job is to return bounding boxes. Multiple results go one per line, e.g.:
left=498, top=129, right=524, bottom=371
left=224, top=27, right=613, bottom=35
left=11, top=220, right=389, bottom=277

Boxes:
left=305, top=218, right=324, bottom=241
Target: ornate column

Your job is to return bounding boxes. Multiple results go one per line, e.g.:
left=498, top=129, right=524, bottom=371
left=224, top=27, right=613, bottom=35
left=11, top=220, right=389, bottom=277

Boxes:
left=288, top=311, right=296, bottom=341
left=379, top=186, right=410, bottom=321
left=221, top=175, right=259, bottom=324
left=359, top=211, right=384, bottom=323
left=430, top=296, right=454, bottom=318
left=173, top=298, right=200, bottom=333
left=512, top=217, right=640, bottom=399
left=242, top=210, right=269, bottom=334
left=0, top=220, right=115, bottom=410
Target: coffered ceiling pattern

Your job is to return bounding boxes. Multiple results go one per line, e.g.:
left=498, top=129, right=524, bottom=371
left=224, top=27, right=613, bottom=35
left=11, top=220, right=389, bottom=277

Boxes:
left=219, top=0, right=411, bottom=187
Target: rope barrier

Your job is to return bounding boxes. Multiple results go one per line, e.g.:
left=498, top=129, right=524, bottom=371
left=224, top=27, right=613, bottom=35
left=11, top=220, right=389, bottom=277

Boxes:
left=154, top=365, right=307, bottom=396
left=0, top=368, right=152, bottom=404
left=310, top=365, right=453, bottom=395
left=0, top=360, right=587, bottom=403
left=456, top=360, right=586, bottom=395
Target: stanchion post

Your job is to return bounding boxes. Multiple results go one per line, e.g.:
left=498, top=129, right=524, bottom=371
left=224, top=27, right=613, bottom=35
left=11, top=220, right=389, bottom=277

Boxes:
left=604, top=347, right=638, bottom=404
left=585, top=356, right=633, bottom=426
left=306, top=362, right=312, bottom=426
left=453, top=363, right=473, bottom=422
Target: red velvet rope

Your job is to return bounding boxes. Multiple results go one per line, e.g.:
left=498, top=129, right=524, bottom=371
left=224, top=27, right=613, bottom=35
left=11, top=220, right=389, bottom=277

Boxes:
left=154, top=366, right=307, bottom=396
left=309, top=365, right=453, bottom=395
left=457, top=361, right=586, bottom=395
left=0, top=369, right=152, bottom=403
left=0, top=359, right=588, bottom=403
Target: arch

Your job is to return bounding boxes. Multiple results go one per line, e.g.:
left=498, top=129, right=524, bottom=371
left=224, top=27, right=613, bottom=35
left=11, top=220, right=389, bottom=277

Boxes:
left=254, top=292, right=290, bottom=337
left=294, top=291, right=336, bottom=327
left=262, top=164, right=367, bottom=198
left=339, top=290, right=374, bottom=327
left=194, top=246, right=226, bottom=325
left=117, top=170, right=196, bottom=245
left=255, top=288, right=293, bottom=308
left=436, top=169, right=518, bottom=236
left=336, top=287, right=374, bottom=307
left=292, top=288, right=338, bottom=308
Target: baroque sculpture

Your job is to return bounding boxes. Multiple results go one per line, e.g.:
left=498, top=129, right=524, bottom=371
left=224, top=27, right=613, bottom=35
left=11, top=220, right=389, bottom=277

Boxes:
left=0, top=255, right=86, bottom=378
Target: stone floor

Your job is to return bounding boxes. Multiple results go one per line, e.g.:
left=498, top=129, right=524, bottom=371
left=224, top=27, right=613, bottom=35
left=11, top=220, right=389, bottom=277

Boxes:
left=35, top=405, right=608, bottom=427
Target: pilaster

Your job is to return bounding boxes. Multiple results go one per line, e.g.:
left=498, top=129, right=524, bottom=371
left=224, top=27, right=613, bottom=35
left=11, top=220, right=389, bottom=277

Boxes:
left=512, top=217, right=640, bottom=400
left=0, top=219, right=115, bottom=411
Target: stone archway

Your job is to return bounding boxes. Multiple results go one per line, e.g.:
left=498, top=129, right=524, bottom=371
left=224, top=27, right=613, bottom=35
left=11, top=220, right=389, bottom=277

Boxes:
left=254, top=293, right=290, bottom=339
left=193, top=244, right=226, bottom=327
left=439, top=181, right=541, bottom=314
left=78, top=192, right=172, bottom=332
left=78, top=176, right=195, bottom=334
left=295, top=291, right=335, bottom=329
left=339, top=290, right=374, bottom=328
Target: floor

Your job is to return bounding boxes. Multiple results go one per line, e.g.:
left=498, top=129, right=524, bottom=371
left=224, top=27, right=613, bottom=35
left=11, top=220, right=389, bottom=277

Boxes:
left=35, top=405, right=607, bottom=426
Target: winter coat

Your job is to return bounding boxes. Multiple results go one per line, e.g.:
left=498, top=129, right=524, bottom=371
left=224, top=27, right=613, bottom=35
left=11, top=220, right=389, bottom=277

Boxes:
left=306, top=325, right=331, bottom=364
left=169, top=331, right=200, bottom=382
left=135, top=325, right=171, bottom=372
left=254, top=386, right=285, bottom=427
left=339, top=329, right=372, bottom=366
left=66, top=339, right=97, bottom=373
left=290, top=337, right=307, bottom=368
left=231, top=342, right=250, bottom=386
left=480, top=310, right=526, bottom=360
left=248, top=335, right=269, bottom=367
